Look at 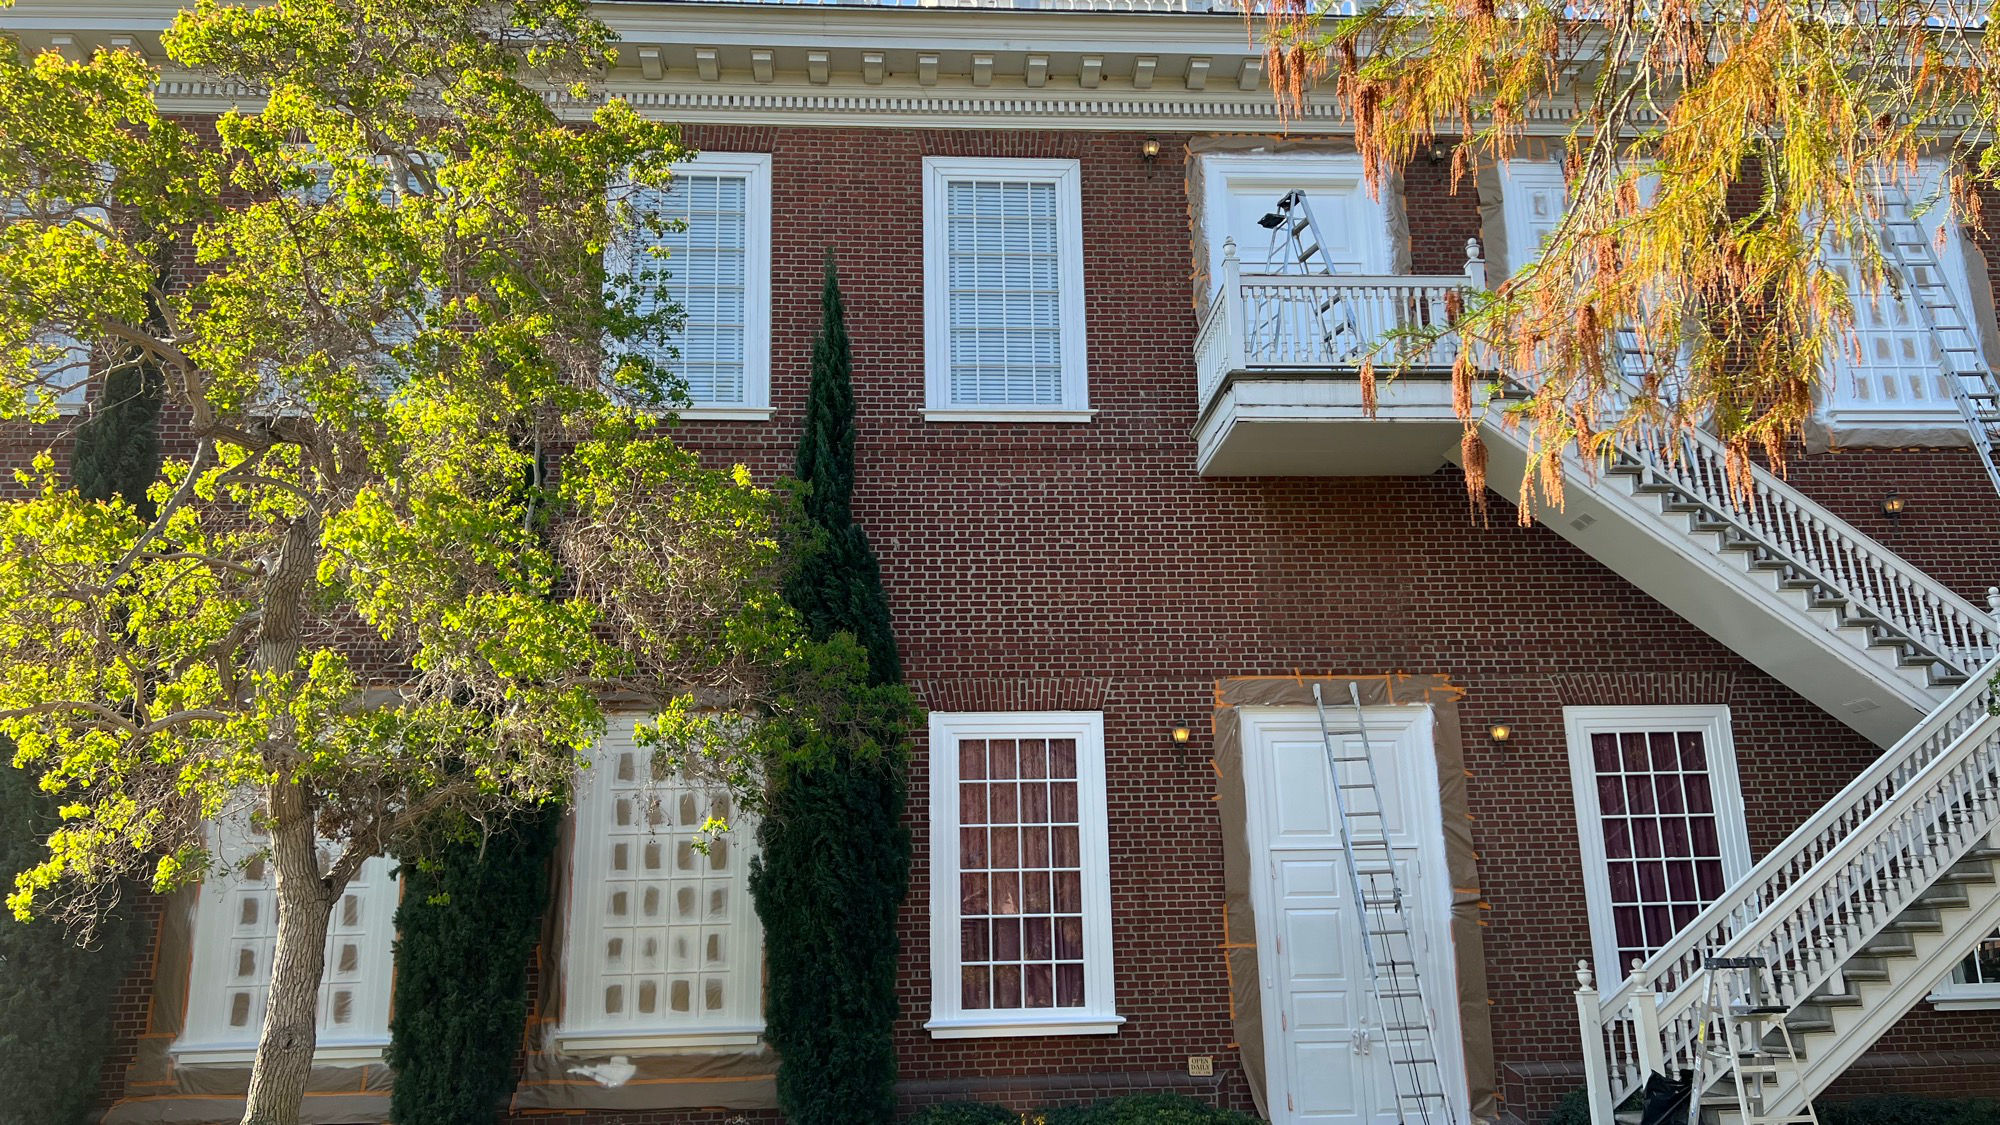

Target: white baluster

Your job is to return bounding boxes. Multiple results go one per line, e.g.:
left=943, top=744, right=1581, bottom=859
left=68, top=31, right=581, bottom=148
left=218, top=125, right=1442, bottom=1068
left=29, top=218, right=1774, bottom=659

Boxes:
left=1576, top=961, right=1617, bottom=1125
left=1631, top=959, right=1664, bottom=1077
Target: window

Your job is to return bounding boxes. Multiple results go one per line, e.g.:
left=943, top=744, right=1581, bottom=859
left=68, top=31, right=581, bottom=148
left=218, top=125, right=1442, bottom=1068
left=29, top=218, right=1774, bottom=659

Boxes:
left=926, top=711, right=1120, bottom=1037
left=923, top=158, right=1090, bottom=421
left=3, top=196, right=92, bottom=413
left=1564, top=706, right=1752, bottom=988
left=613, top=153, right=772, bottom=419
left=175, top=811, right=399, bottom=1063
left=1497, top=160, right=1570, bottom=275
left=1930, top=928, right=2000, bottom=1009
left=559, top=715, right=763, bottom=1049
left=1819, top=161, right=1987, bottom=427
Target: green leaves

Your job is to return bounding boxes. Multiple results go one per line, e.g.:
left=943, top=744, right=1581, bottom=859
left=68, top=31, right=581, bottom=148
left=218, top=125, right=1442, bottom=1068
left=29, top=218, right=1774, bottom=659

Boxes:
left=0, top=0, right=785, bottom=954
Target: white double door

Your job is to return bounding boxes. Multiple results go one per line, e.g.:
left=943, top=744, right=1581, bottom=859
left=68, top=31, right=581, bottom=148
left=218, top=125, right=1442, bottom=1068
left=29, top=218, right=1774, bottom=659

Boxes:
left=1241, top=706, right=1466, bottom=1125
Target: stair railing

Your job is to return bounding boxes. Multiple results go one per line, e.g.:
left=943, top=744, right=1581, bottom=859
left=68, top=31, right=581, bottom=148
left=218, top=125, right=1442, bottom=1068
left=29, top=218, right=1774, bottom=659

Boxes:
left=1577, top=656, right=2000, bottom=1122
left=1608, top=412, right=2000, bottom=676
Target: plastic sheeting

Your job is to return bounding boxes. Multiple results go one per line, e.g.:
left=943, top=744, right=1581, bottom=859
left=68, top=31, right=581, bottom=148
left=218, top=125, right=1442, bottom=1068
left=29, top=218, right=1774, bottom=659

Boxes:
left=506, top=811, right=778, bottom=1115
left=99, top=887, right=395, bottom=1125
left=1210, top=673, right=1497, bottom=1124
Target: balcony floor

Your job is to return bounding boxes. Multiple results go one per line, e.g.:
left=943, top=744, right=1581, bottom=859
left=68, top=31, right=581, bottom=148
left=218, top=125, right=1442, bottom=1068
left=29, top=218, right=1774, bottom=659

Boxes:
left=1194, top=369, right=1463, bottom=476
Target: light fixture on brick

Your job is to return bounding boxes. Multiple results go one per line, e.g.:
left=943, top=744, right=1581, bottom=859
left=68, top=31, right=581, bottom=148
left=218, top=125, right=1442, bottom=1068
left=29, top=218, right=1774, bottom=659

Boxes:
left=1488, top=722, right=1512, bottom=743
left=1140, top=137, right=1162, bottom=162
left=1881, top=490, right=1907, bottom=522
left=1169, top=721, right=1192, bottom=745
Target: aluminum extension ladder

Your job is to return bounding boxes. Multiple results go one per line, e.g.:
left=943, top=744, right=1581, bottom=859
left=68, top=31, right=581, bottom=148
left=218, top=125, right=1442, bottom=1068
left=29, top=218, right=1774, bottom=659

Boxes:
left=1257, top=190, right=1363, bottom=358
left=1311, top=683, right=1458, bottom=1125
left=1873, top=198, right=2000, bottom=499
left=1686, top=956, right=1821, bottom=1125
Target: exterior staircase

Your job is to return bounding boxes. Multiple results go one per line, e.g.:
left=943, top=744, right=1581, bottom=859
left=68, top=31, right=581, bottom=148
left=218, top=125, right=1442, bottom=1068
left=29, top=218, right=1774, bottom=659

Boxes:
left=1468, top=412, right=1999, bottom=747
left=1574, top=660, right=2000, bottom=1124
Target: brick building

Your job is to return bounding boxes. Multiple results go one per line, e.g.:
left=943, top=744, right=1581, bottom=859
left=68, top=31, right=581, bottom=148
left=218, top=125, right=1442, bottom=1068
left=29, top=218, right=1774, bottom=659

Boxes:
left=6, top=2, right=2000, bottom=1124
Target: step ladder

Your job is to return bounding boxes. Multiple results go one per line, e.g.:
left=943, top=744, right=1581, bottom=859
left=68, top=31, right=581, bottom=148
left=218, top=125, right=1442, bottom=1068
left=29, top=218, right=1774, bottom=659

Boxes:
left=1687, top=956, right=1821, bottom=1125
left=1257, top=190, right=1362, bottom=358
left=1874, top=202, right=2000, bottom=499
left=1311, top=682, right=1457, bottom=1125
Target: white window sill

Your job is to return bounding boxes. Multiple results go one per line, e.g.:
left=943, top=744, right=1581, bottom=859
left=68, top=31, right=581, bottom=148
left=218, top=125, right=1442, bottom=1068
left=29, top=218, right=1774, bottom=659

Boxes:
left=170, top=1041, right=388, bottom=1066
left=923, top=409, right=1096, bottom=424
left=1927, top=990, right=2000, bottom=1010
left=924, top=1013, right=1125, bottom=1039
left=553, top=1026, right=765, bottom=1053
left=673, top=406, right=775, bottom=422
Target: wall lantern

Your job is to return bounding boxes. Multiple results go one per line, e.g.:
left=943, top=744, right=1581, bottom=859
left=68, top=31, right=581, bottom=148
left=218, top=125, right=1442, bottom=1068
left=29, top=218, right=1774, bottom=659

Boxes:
left=1881, top=490, right=1907, bottom=522
left=1140, top=137, right=1163, bottom=162
left=1488, top=723, right=1513, bottom=743
left=1170, top=721, right=1194, bottom=745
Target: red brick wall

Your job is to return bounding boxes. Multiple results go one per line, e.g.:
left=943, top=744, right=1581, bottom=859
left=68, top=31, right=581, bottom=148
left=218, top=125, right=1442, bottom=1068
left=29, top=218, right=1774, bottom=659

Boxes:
left=40, top=122, right=2000, bottom=1124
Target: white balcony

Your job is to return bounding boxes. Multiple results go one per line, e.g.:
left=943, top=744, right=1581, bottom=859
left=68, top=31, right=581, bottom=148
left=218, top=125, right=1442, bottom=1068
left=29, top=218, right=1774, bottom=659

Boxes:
left=1192, top=239, right=1487, bottom=476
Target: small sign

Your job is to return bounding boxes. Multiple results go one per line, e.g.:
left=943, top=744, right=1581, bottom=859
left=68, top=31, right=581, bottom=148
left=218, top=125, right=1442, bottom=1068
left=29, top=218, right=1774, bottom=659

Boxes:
left=1187, top=1056, right=1214, bottom=1078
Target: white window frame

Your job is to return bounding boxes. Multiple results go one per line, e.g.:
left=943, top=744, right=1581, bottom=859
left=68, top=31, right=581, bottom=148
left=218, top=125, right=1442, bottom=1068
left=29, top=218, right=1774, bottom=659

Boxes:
left=613, top=152, right=773, bottom=421
left=926, top=710, right=1121, bottom=1038
left=173, top=813, right=400, bottom=1065
left=1928, top=927, right=2000, bottom=1010
left=1817, top=159, right=1989, bottom=430
left=922, top=157, right=1092, bottom=423
left=1196, top=153, right=1394, bottom=283
left=556, top=714, right=765, bottom=1051
left=1564, top=705, right=1753, bottom=990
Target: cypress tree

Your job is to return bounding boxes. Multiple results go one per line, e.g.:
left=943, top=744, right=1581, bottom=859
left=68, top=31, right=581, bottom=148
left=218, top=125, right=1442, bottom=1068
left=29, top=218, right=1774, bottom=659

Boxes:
left=0, top=338, right=163, bottom=1125
left=71, top=352, right=164, bottom=518
left=385, top=809, right=560, bottom=1125
left=752, top=253, right=915, bottom=1124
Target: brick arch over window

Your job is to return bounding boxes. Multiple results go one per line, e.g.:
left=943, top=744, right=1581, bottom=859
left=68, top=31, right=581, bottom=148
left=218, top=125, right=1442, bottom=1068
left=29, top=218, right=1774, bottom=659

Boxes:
left=1207, top=672, right=1495, bottom=1124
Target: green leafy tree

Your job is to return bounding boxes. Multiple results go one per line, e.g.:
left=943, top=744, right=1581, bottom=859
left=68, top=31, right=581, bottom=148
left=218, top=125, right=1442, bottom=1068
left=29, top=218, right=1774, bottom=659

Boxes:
left=751, top=254, right=919, bottom=1125
left=1252, top=0, right=2000, bottom=509
left=385, top=808, right=560, bottom=1125
left=0, top=4, right=803, bottom=1123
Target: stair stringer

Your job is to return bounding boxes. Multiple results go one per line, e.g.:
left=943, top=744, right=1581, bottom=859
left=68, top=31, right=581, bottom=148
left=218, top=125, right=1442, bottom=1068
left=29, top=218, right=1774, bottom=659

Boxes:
left=1465, top=421, right=1949, bottom=746
left=1740, top=858, right=2000, bottom=1124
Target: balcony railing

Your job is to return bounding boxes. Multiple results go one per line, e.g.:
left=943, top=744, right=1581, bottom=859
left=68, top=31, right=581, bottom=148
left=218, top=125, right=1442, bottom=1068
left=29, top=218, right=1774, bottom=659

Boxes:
left=1194, top=238, right=1487, bottom=412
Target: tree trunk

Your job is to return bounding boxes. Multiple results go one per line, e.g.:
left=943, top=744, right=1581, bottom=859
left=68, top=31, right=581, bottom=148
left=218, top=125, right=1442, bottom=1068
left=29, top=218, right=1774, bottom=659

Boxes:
left=240, top=784, right=340, bottom=1125
left=241, top=510, right=331, bottom=1125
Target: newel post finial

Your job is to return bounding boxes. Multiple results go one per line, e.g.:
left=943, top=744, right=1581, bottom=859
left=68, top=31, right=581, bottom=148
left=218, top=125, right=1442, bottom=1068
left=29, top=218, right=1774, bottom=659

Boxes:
left=1987, top=586, right=1998, bottom=615
left=1465, top=236, right=1487, bottom=289
left=1575, top=959, right=1594, bottom=991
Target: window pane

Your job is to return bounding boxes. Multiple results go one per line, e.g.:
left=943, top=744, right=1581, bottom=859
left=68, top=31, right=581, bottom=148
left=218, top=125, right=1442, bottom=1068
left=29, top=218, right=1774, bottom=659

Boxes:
left=631, top=173, right=750, bottom=406
left=1585, top=726, right=1729, bottom=969
left=953, top=726, right=1092, bottom=1014
left=570, top=733, right=760, bottom=1037
left=944, top=178, right=1066, bottom=407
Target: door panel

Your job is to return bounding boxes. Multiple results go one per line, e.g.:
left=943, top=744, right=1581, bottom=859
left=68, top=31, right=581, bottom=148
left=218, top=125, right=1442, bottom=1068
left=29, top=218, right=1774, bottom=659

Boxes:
left=1246, top=709, right=1464, bottom=1125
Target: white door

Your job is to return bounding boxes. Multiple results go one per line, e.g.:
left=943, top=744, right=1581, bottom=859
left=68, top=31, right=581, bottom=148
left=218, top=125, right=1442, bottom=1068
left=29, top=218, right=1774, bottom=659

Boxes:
left=1202, top=156, right=1391, bottom=277
left=1242, top=707, right=1466, bottom=1125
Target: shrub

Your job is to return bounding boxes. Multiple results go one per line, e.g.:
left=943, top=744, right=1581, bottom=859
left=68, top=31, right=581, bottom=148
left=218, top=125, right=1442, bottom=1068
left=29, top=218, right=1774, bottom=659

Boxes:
left=908, top=1103, right=1024, bottom=1125
left=911, top=1094, right=1257, bottom=1125
left=1818, top=1096, right=2000, bottom=1125
left=1544, top=1087, right=1592, bottom=1125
